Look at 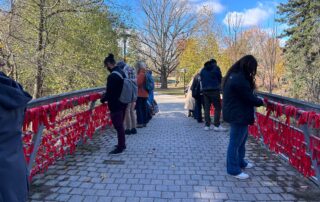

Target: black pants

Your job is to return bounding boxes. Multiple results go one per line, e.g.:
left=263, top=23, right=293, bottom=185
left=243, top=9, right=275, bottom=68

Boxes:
left=110, top=106, right=126, bottom=149
left=136, top=97, right=148, bottom=125
left=194, top=95, right=204, bottom=122
left=203, top=90, right=221, bottom=127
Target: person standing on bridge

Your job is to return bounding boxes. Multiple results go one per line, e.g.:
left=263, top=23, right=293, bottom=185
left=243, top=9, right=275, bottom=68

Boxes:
left=0, top=71, right=32, bottom=202
left=191, top=71, right=204, bottom=123
left=200, top=59, right=227, bottom=131
left=118, top=61, right=138, bottom=135
left=223, top=55, right=264, bottom=180
left=136, top=61, right=149, bottom=128
left=101, top=54, right=127, bottom=154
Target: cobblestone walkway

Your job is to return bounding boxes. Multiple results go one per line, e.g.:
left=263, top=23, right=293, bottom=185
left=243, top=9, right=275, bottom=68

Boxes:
left=29, top=94, right=320, bottom=202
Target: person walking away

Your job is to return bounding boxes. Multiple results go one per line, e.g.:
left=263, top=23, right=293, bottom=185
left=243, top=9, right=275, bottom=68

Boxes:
left=0, top=71, right=32, bottom=202
left=191, top=72, right=203, bottom=123
left=200, top=59, right=227, bottom=131
left=223, top=55, right=264, bottom=180
left=136, top=62, right=149, bottom=128
left=119, top=62, right=138, bottom=135
left=101, top=54, right=127, bottom=154
left=184, top=79, right=195, bottom=117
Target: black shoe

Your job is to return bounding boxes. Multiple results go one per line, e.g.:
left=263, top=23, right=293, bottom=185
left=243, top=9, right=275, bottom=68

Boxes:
left=114, top=145, right=126, bottom=149
left=197, top=120, right=203, bottom=123
left=109, top=147, right=125, bottom=155
left=131, top=128, right=137, bottom=134
left=125, top=129, right=131, bottom=135
left=143, top=124, right=147, bottom=127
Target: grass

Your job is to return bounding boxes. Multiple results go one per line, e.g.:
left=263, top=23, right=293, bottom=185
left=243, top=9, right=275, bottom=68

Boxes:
left=155, top=87, right=185, bottom=96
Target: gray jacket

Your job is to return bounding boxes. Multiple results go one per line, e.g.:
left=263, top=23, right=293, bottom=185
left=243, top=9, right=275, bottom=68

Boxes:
left=0, top=72, right=32, bottom=202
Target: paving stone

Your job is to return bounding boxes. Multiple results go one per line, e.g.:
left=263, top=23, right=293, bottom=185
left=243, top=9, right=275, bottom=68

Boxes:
left=83, top=196, right=99, bottom=202
left=57, top=187, right=72, bottom=194
left=111, top=197, right=126, bottom=202
left=55, top=194, right=71, bottom=201
left=95, top=189, right=109, bottom=196
left=214, top=193, right=228, bottom=200
left=254, top=193, right=271, bottom=201
left=69, top=195, right=84, bottom=202
left=135, top=190, right=148, bottom=197
left=268, top=193, right=284, bottom=200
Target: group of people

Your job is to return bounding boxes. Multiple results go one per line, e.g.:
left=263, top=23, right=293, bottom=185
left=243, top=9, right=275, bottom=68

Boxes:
left=0, top=53, right=264, bottom=201
left=186, top=55, right=265, bottom=180
left=0, top=53, right=159, bottom=201
left=185, top=59, right=227, bottom=132
left=100, top=54, right=157, bottom=155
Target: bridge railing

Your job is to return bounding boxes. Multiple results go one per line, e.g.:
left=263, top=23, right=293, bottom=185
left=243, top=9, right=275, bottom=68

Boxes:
left=23, top=87, right=111, bottom=180
left=249, top=92, right=320, bottom=185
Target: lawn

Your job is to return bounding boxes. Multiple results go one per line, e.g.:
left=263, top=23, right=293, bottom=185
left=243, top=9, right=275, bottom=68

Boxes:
left=155, top=87, right=185, bottom=96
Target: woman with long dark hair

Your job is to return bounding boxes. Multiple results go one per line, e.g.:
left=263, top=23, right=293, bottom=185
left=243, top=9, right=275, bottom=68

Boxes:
left=223, top=55, right=264, bottom=179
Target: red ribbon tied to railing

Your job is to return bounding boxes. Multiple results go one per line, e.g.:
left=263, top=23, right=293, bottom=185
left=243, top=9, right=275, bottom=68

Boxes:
left=249, top=98, right=319, bottom=178
left=22, top=92, right=112, bottom=179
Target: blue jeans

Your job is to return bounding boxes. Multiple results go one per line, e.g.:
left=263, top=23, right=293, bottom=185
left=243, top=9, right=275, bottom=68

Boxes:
left=227, top=124, right=249, bottom=175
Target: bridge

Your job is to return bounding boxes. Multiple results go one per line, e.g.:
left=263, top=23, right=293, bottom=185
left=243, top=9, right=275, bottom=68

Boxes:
left=23, top=88, right=320, bottom=201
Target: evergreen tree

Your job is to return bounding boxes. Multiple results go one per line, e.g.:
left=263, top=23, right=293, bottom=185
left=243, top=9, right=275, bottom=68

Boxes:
left=277, top=0, right=320, bottom=103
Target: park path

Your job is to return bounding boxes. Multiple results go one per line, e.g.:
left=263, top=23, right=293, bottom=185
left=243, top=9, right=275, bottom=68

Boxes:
left=29, top=94, right=320, bottom=202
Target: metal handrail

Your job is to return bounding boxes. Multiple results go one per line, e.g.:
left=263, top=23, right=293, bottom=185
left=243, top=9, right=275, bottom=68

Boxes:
left=256, top=91, right=320, bottom=112
left=27, top=87, right=105, bottom=108
left=24, top=87, right=107, bottom=179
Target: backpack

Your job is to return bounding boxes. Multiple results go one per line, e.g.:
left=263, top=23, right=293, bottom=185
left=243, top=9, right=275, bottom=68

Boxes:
left=112, top=71, right=138, bottom=104
left=145, top=72, right=154, bottom=92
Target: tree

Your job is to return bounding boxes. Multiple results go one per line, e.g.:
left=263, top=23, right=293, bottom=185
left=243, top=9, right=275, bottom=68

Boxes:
left=178, top=8, right=232, bottom=83
left=241, top=27, right=284, bottom=93
left=277, top=0, right=320, bottom=103
left=137, top=0, right=198, bottom=88
left=1, top=0, right=122, bottom=98
left=1, top=0, right=104, bottom=98
left=224, top=13, right=245, bottom=63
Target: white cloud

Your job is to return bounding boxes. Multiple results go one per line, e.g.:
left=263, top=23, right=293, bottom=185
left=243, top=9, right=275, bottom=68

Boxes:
left=196, top=1, right=224, bottom=14
left=182, top=0, right=224, bottom=14
left=223, top=3, right=273, bottom=27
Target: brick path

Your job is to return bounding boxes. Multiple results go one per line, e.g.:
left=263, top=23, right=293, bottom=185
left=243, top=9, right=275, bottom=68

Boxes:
left=29, top=94, right=320, bottom=202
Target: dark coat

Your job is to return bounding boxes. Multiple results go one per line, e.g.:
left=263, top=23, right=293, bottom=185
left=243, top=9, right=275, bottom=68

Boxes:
left=191, top=73, right=201, bottom=99
left=223, top=72, right=263, bottom=125
left=101, top=66, right=127, bottom=113
left=200, top=64, right=222, bottom=91
left=0, top=72, right=32, bottom=202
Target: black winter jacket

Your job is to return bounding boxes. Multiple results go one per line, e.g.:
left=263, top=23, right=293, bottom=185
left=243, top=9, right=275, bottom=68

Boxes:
left=191, top=73, right=201, bottom=99
left=200, top=64, right=222, bottom=91
left=101, top=66, right=127, bottom=112
left=222, top=72, right=263, bottom=125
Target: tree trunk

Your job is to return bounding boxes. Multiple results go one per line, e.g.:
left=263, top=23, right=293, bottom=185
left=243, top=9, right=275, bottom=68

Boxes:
left=160, top=68, right=168, bottom=89
left=33, top=0, right=45, bottom=98
left=268, top=79, right=273, bottom=93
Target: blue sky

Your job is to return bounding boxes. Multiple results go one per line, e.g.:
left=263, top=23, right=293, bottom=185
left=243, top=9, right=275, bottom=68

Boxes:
left=109, top=0, right=288, bottom=31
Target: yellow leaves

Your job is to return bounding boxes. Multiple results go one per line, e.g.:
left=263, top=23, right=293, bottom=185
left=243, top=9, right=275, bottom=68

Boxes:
left=275, top=57, right=285, bottom=80
left=179, top=35, right=232, bottom=81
